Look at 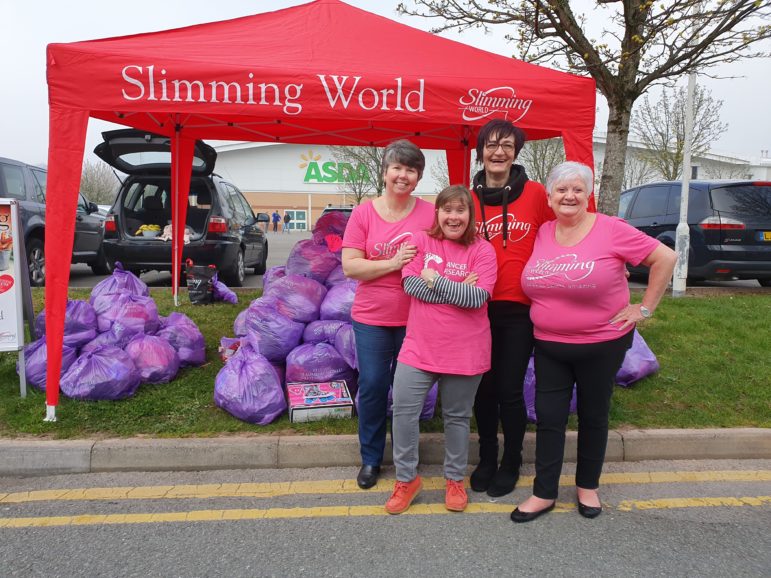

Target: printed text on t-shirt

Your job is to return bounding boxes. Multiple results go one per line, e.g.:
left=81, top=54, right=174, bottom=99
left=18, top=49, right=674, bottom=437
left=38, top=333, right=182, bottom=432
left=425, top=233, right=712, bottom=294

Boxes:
left=371, top=232, right=414, bottom=259
left=477, top=213, right=532, bottom=243
left=525, top=253, right=596, bottom=281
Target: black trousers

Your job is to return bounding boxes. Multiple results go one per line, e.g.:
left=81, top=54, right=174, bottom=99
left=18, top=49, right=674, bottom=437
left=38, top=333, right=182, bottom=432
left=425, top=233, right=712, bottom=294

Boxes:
left=473, top=302, right=533, bottom=465
left=532, top=330, right=634, bottom=499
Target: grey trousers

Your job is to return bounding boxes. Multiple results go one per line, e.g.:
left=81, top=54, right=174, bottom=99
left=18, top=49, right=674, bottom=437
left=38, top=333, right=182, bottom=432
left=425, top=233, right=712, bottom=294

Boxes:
left=392, top=362, right=483, bottom=482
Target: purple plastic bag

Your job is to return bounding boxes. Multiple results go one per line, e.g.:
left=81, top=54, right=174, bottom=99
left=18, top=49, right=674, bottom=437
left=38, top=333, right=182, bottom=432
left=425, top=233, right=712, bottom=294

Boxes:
left=16, top=337, right=78, bottom=392
left=312, top=211, right=349, bottom=245
left=89, top=261, right=148, bottom=304
left=212, top=273, right=238, bottom=304
left=615, top=330, right=660, bottom=387
left=319, top=281, right=356, bottom=322
left=60, top=345, right=141, bottom=400
left=125, top=335, right=180, bottom=384
left=156, top=318, right=206, bottom=367
left=214, top=343, right=286, bottom=425
left=285, top=342, right=354, bottom=384
left=385, top=382, right=438, bottom=421
left=81, top=326, right=136, bottom=355
left=265, top=274, right=328, bottom=323
left=303, top=320, right=347, bottom=344
left=285, top=239, right=340, bottom=284
left=239, top=302, right=304, bottom=362
left=92, top=293, right=159, bottom=335
left=523, top=356, right=577, bottom=423
left=262, top=266, right=286, bottom=294
left=34, top=300, right=98, bottom=348
left=333, top=323, right=357, bottom=370
left=324, top=264, right=349, bottom=288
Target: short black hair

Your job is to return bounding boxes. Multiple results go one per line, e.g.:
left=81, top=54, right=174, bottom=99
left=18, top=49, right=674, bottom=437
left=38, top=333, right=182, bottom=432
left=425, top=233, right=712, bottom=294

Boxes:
left=381, top=139, right=425, bottom=179
left=475, top=119, right=527, bottom=161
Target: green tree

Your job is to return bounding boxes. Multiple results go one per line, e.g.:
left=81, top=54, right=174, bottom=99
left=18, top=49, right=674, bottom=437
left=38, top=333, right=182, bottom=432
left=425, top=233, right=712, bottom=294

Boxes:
left=398, top=0, right=771, bottom=215
left=632, top=85, right=728, bottom=180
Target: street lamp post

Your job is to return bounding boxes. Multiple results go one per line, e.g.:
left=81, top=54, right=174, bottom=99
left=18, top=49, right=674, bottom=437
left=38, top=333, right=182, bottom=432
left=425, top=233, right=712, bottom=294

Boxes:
left=673, top=72, right=696, bottom=297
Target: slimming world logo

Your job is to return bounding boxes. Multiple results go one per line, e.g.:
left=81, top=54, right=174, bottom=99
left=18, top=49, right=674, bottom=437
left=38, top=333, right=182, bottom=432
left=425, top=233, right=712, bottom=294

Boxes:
left=458, top=87, right=533, bottom=122
left=298, top=150, right=370, bottom=184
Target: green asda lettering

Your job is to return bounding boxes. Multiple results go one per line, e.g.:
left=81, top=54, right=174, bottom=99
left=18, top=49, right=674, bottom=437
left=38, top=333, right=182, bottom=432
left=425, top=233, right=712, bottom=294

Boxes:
left=303, top=161, right=369, bottom=183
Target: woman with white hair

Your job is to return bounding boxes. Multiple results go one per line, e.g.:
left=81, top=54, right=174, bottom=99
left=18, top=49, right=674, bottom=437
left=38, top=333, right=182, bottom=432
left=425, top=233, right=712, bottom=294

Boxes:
left=511, top=161, right=676, bottom=523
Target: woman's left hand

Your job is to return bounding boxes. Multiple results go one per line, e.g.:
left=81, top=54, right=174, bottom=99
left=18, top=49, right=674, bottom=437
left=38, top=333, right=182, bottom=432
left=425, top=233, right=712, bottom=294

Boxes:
left=609, top=304, right=645, bottom=332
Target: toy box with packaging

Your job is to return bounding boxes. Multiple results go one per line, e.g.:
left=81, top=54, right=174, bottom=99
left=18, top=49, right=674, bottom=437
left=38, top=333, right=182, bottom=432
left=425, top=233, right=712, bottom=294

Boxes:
left=286, top=380, right=353, bottom=423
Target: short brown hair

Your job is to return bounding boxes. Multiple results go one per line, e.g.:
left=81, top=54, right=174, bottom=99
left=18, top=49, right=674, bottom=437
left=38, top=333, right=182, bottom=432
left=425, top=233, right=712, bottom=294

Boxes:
left=427, top=185, right=477, bottom=246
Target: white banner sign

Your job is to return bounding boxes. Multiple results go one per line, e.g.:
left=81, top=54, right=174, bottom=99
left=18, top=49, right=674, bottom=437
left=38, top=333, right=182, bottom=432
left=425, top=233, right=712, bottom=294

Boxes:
left=0, top=200, right=26, bottom=353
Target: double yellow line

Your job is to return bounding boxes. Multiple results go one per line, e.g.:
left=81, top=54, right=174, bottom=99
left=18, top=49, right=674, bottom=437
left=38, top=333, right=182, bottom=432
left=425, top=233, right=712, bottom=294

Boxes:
left=1, top=470, right=769, bottom=528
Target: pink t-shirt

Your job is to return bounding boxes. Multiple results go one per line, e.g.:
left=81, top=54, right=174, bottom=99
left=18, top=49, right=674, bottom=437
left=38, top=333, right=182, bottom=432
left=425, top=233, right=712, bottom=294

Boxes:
left=521, top=214, right=659, bottom=344
left=342, top=198, right=435, bottom=326
left=398, top=232, right=498, bottom=375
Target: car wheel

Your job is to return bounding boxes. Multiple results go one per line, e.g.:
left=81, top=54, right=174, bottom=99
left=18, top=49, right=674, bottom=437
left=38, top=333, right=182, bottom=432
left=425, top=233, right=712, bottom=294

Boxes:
left=26, top=237, right=45, bottom=287
left=224, top=249, right=245, bottom=287
left=254, top=243, right=268, bottom=275
left=759, top=279, right=771, bottom=288
left=90, top=247, right=113, bottom=275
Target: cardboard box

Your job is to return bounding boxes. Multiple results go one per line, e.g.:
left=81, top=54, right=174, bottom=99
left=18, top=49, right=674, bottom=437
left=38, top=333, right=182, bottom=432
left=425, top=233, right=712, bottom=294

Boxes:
left=286, top=381, right=354, bottom=423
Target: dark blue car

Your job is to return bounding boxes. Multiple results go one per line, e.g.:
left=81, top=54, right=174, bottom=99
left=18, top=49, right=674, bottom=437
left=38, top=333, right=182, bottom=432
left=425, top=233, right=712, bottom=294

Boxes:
left=618, top=180, right=771, bottom=286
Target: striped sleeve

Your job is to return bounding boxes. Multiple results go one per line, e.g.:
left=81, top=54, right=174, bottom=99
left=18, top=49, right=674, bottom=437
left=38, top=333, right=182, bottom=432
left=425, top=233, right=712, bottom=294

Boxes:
left=403, top=276, right=449, bottom=304
left=434, top=276, right=490, bottom=309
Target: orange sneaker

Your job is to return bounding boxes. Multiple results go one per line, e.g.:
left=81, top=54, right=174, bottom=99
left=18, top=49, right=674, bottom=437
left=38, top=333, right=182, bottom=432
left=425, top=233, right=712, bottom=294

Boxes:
left=445, top=479, right=468, bottom=512
left=385, top=477, right=423, bottom=514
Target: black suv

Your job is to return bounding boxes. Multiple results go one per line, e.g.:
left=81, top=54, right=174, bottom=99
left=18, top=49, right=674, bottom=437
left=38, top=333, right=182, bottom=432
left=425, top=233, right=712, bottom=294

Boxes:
left=0, top=156, right=109, bottom=286
left=96, top=130, right=269, bottom=286
left=618, top=180, right=771, bottom=286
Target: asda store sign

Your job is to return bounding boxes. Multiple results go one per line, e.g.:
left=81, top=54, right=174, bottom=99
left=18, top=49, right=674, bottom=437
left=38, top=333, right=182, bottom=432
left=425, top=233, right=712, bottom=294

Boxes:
left=300, top=151, right=370, bottom=184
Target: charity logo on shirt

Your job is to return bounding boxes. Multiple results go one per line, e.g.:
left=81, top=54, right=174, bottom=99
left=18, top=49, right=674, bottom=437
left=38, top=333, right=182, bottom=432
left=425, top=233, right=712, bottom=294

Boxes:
left=424, top=251, right=470, bottom=279
left=423, top=252, right=443, bottom=268
left=476, top=213, right=532, bottom=243
left=370, top=231, right=415, bottom=259
left=525, top=253, right=596, bottom=281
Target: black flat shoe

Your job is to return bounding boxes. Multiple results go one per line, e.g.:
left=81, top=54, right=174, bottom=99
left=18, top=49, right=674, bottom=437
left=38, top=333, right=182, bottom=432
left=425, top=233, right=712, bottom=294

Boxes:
left=356, top=465, right=381, bottom=489
left=577, top=501, right=602, bottom=519
left=487, top=468, right=519, bottom=498
left=470, top=461, right=498, bottom=492
left=510, top=502, right=555, bottom=523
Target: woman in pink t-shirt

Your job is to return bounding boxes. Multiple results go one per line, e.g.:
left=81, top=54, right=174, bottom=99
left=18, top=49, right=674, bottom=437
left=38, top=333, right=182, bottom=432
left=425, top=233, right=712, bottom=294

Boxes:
left=383, top=185, right=497, bottom=515
left=342, top=140, right=435, bottom=490
left=512, top=162, right=676, bottom=523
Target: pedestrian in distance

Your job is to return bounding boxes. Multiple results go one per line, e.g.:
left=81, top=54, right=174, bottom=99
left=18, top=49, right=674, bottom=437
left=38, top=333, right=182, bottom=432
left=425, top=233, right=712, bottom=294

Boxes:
left=283, top=211, right=292, bottom=233
left=385, top=185, right=497, bottom=514
left=271, top=210, right=280, bottom=233
left=469, top=118, right=555, bottom=498
left=341, top=139, right=435, bottom=491
left=512, top=161, right=676, bottom=523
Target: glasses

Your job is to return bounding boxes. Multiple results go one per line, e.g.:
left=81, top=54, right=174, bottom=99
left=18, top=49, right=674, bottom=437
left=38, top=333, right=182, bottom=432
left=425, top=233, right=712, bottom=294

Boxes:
left=484, top=141, right=516, bottom=153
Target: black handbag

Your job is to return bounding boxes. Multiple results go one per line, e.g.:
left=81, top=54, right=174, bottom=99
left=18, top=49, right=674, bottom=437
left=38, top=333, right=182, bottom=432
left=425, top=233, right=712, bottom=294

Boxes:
left=185, top=259, right=217, bottom=305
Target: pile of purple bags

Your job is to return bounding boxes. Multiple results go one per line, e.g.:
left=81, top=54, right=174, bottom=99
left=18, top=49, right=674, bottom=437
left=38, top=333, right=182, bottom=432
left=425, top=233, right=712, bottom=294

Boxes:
left=18, top=262, right=206, bottom=400
left=215, top=213, right=364, bottom=425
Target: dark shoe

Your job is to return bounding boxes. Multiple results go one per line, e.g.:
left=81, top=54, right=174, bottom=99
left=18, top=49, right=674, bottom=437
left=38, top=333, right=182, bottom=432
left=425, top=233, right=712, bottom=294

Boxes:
left=487, top=466, right=520, bottom=498
left=577, top=501, right=602, bottom=519
left=470, top=460, right=498, bottom=492
left=510, top=502, right=555, bottom=523
left=356, top=465, right=381, bottom=490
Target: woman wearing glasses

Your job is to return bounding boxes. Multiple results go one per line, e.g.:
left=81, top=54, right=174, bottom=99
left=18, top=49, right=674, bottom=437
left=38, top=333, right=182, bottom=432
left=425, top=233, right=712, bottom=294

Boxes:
left=469, top=119, right=555, bottom=497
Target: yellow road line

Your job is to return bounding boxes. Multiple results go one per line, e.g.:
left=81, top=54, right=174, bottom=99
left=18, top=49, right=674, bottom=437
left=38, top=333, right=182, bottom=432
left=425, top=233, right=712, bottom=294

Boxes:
left=1, top=497, right=768, bottom=529
left=1, top=470, right=768, bottom=505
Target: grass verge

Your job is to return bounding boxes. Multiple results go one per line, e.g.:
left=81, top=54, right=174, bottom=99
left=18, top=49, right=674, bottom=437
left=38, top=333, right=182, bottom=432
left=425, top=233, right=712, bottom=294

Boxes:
left=0, top=288, right=768, bottom=439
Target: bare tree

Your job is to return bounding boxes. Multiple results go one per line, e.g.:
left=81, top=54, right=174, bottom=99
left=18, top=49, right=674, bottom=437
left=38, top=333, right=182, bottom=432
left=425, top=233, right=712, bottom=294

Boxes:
left=431, top=154, right=451, bottom=191
left=623, top=150, right=659, bottom=190
left=81, top=159, right=119, bottom=204
left=517, top=138, right=565, bottom=185
left=702, top=160, right=752, bottom=179
left=398, top=0, right=771, bottom=215
left=331, top=146, right=386, bottom=202
left=632, top=85, right=728, bottom=180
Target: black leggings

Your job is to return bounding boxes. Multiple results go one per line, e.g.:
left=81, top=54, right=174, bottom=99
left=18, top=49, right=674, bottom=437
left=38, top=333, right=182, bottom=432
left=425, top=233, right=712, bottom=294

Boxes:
left=473, top=302, right=533, bottom=465
left=533, top=331, right=633, bottom=500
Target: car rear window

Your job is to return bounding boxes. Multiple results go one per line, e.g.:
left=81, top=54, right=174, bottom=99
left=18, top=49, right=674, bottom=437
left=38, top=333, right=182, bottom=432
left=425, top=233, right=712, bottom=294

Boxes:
left=710, top=185, right=771, bottom=217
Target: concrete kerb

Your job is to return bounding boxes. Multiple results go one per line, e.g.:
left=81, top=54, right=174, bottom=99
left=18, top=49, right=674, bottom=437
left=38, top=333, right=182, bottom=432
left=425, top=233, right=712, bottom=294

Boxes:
left=0, top=428, right=769, bottom=477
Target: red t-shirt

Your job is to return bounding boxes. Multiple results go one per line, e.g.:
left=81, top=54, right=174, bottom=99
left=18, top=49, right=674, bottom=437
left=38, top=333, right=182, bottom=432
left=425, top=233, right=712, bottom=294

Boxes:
left=473, top=180, right=554, bottom=305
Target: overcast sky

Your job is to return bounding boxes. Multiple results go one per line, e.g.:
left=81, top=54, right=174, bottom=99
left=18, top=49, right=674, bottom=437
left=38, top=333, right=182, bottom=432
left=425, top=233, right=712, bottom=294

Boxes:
left=2, top=0, right=769, bottom=167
